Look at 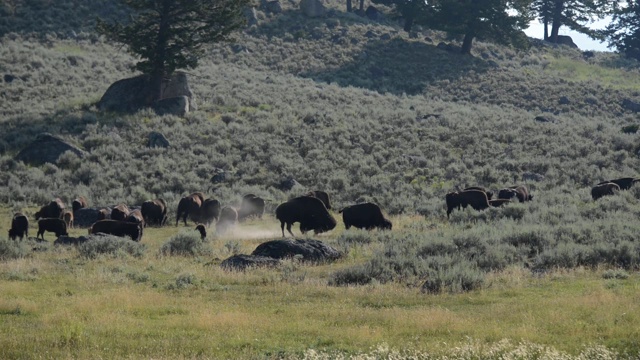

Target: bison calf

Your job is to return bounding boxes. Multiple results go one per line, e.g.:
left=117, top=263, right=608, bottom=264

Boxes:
left=37, top=218, right=68, bottom=240
left=340, top=202, right=392, bottom=230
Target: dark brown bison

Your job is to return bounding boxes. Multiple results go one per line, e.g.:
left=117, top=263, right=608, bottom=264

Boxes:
left=200, top=198, right=221, bottom=226
left=597, top=177, right=640, bottom=191
left=238, top=194, right=266, bottom=221
left=591, top=182, right=620, bottom=200
left=445, top=190, right=490, bottom=218
left=37, top=218, right=68, bottom=240
left=61, top=210, right=74, bottom=229
left=111, top=204, right=130, bottom=221
left=340, top=202, right=392, bottom=230
left=497, top=185, right=533, bottom=203
left=97, top=208, right=110, bottom=221
left=125, top=209, right=145, bottom=226
left=305, top=190, right=332, bottom=210
left=35, top=198, right=65, bottom=220
left=72, top=196, right=88, bottom=214
left=8, top=213, right=29, bottom=240
left=216, top=206, right=238, bottom=235
left=141, top=198, right=167, bottom=226
left=176, top=193, right=204, bottom=226
left=464, top=187, right=493, bottom=200
left=489, top=199, right=511, bottom=207
left=195, top=224, right=207, bottom=240
left=275, top=196, right=337, bottom=237
left=89, top=220, right=143, bottom=242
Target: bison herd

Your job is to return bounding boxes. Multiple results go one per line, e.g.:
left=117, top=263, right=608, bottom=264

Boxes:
left=6, top=177, right=640, bottom=243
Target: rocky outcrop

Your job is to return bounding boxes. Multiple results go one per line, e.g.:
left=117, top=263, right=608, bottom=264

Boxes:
left=220, top=254, right=281, bottom=271
left=300, top=0, right=326, bottom=17
left=15, top=133, right=86, bottom=166
left=252, top=239, right=341, bottom=262
left=153, top=96, right=189, bottom=117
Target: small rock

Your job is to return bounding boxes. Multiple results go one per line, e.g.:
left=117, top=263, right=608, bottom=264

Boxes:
left=220, top=254, right=281, bottom=271
left=252, top=239, right=342, bottom=262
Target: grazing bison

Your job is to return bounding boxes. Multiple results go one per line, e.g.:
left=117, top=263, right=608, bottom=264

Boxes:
left=111, top=204, right=130, bottom=221
left=216, top=206, right=238, bottom=235
left=8, top=213, right=29, bottom=240
left=141, top=198, right=168, bottom=226
left=61, top=210, right=74, bottom=229
left=97, top=208, right=110, bottom=221
left=238, top=194, right=266, bottom=221
left=195, top=224, right=207, bottom=240
left=275, top=196, right=337, bottom=237
left=340, top=202, right=392, bottom=230
left=498, top=185, right=533, bottom=203
left=89, top=220, right=143, bottom=242
left=597, top=177, right=640, bottom=191
left=176, top=192, right=204, bottom=226
left=35, top=198, right=65, bottom=220
left=489, top=199, right=511, bottom=207
left=37, top=218, right=68, bottom=240
left=305, top=190, right=332, bottom=210
left=464, top=187, right=493, bottom=200
left=72, top=196, right=88, bottom=214
left=591, top=182, right=620, bottom=200
left=125, top=209, right=144, bottom=226
left=200, top=198, right=221, bottom=226
left=445, top=190, right=490, bottom=218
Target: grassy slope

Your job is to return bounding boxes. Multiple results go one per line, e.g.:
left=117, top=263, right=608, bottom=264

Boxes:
left=1, top=0, right=640, bottom=358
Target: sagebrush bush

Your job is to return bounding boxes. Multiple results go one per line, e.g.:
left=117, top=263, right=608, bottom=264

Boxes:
left=77, top=235, right=146, bottom=259
left=159, top=231, right=212, bottom=257
left=0, top=237, right=31, bottom=261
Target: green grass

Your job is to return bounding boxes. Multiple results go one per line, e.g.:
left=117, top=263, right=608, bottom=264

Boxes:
left=544, top=56, right=640, bottom=90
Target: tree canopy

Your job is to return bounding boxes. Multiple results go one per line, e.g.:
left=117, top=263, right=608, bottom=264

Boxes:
left=530, top=0, right=613, bottom=43
left=601, top=1, right=640, bottom=60
left=97, top=0, right=250, bottom=103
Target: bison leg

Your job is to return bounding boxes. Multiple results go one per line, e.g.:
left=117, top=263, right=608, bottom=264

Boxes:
left=286, top=222, right=294, bottom=237
left=280, top=221, right=286, bottom=237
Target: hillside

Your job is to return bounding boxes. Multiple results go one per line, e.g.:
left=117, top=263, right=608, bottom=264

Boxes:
left=1, top=1, right=640, bottom=358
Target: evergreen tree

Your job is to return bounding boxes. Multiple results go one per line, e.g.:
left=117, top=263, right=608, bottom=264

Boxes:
left=97, top=0, right=250, bottom=104
left=601, top=1, right=640, bottom=60
left=530, top=0, right=612, bottom=43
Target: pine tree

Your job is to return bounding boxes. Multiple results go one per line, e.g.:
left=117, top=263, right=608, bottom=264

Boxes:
left=97, top=0, right=250, bottom=104
left=530, top=0, right=612, bottom=43
left=601, top=1, right=640, bottom=60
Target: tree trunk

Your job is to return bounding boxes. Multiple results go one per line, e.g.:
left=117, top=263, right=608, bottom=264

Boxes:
left=148, top=0, right=172, bottom=104
left=347, top=0, right=352, bottom=12
left=403, top=13, right=414, bottom=32
left=359, top=0, right=364, bottom=11
left=461, top=32, right=474, bottom=55
left=543, top=18, right=548, bottom=40
left=549, top=0, right=564, bottom=43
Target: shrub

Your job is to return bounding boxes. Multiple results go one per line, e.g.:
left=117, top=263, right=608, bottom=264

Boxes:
left=77, top=235, right=146, bottom=259
left=421, top=262, right=485, bottom=294
left=0, top=238, right=31, bottom=261
left=160, top=231, right=212, bottom=257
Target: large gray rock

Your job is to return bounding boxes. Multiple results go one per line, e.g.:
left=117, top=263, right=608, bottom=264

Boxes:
left=153, top=96, right=189, bottom=117
left=97, top=71, right=196, bottom=114
left=252, top=239, right=342, bottom=262
left=221, top=254, right=281, bottom=271
left=244, top=7, right=258, bottom=26
left=554, top=35, right=578, bottom=48
left=300, top=0, right=326, bottom=17
left=74, top=207, right=109, bottom=228
left=263, top=0, right=282, bottom=13
left=15, top=133, right=86, bottom=166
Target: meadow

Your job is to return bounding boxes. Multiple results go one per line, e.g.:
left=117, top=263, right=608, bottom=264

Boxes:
left=1, top=0, right=640, bottom=358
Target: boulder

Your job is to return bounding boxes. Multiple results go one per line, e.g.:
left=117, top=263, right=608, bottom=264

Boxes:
left=97, top=71, right=196, bottom=113
left=153, top=96, right=189, bottom=117
left=74, top=207, right=109, bottom=228
left=534, top=115, right=555, bottom=123
left=54, top=236, right=90, bottom=246
left=622, top=98, right=640, bottom=113
left=147, top=131, right=170, bottom=148
left=244, top=7, right=258, bottom=26
left=365, top=5, right=382, bottom=21
left=277, top=176, right=301, bottom=191
left=300, top=0, right=326, bottom=17
left=554, top=35, right=578, bottom=48
left=252, top=239, right=342, bottom=262
left=220, top=254, right=281, bottom=271
left=15, top=133, right=86, bottom=166
left=558, top=96, right=570, bottom=105
left=4, top=74, right=16, bottom=83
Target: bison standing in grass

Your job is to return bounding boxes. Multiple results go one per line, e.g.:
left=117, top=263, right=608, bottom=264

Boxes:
left=125, top=209, right=145, bottom=226
left=305, top=190, right=332, bottom=210
left=61, top=210, right=74, bottom=229
left=8, top=213, right=29, bottom=240
left=276, top=196, right=336, bottom=237
left=89, top=220, right=143, bottom=242
left=216, top=206, right=238, bottom=235
left=463, top=187, right=493, bottom=200
left=498, top=185, right=533, bottom=203
left=35, top=198, right=65, bottom=220
left=597, top=177, right=640, bottom=191
left=175, top=192, right=204, bottom=226
left=37, top=218, right=68, bottom=240
left=591, top=182, right=620, bottom=200
left=340, top=202, right=392, bottom=230
left=238, top=194, right=266, bottom=221
left=72, top=196, right=88, bottom=214
left=111, top=204, right=130, bottom=221
left=200, top=198, right=221, bottom=226
left=446, top=190, right=490, bottom=218
left=141, top=198, right=167, bottom=226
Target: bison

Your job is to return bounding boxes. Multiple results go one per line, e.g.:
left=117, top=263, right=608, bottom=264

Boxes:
left=35, top=198, right=65, bottom=220
left=125, top=209, right=145, bottom=226
left=195, top=224, right=207, bottom=240
left=8, top=213, right=29, bottom=240
left=176, top=192, right=204, bottom=226
left=340, top=202, right=392, bottom=230
left=97, top=208, right=110, bottom=221
left=445, top=190, right=490, bottom=218
left=498, top=185, right=533, bottom=203
left=61, top=210, right=74, bottom=229
left=37, top=218, right=68, bottom=240
left=200, top=198, right=221, bottom=226
left=111, top=204, right=130, bottom=221
left=275, top=196, right=336, bottom=237
left=305, top=190, right=332, bottom=210
left=238, top=194, right=266, bottom=221
left=489, top=199, right=511, bottom=207
left=89, top=220, right=143, bottom=242
left=72, top=196, right=88, bottom=214
left=216, top=207, right=238, bottom=235
left=591, top=182, right=620, bottom=200
left=463, top=187, right=493, bottom=200
left=597, top=177, right=640, bottom=191
left=141, top=198, right=168, bottom=226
